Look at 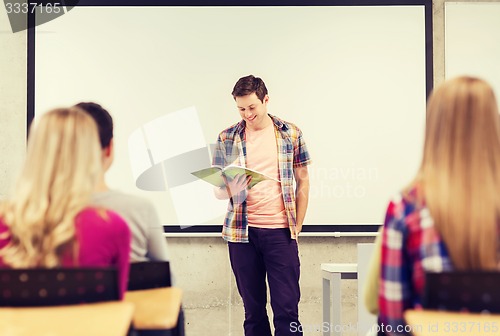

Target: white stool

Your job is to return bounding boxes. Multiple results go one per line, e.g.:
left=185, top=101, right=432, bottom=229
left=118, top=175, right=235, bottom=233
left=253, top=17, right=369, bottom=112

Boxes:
left=321, top=263, right=357, bottom=336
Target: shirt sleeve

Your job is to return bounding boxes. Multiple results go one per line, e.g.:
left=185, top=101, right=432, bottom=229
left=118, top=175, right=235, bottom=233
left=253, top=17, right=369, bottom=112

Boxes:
left=293, top=128, right=311, bottom=167
left=378, top=197, right=412, bottom=336
left=145, top=201, right=170, bottom=262
left=212, top=134, right=226, bottom=167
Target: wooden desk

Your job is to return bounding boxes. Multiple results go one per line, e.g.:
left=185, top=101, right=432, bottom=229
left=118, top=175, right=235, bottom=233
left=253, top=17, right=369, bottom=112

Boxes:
left=0, top=301, right=134, bottom=336
left=405, top=309, right=500, bottom=336
left=124, top=287, right=183, bottom=330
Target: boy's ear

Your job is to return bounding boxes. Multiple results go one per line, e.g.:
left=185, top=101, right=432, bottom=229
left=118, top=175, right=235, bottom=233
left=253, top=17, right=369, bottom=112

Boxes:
left=105, top=139, right=114, bottom=157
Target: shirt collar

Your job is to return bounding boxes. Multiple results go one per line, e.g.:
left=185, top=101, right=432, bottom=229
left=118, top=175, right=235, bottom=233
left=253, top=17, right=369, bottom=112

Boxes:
left=235, top=114, right=288, bottom=135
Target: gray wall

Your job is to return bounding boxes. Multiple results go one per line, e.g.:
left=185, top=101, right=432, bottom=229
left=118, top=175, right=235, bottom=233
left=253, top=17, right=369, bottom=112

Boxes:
left=1, top=1, right=499, bottom=334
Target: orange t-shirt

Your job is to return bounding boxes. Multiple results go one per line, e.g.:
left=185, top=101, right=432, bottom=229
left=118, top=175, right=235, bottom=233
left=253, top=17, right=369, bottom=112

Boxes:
left=245, top=124, right=288, bottom=228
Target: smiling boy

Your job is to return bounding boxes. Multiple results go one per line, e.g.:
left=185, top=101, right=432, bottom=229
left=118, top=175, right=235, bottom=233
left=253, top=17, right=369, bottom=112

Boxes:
left=212, top=75, right=311, bottom=336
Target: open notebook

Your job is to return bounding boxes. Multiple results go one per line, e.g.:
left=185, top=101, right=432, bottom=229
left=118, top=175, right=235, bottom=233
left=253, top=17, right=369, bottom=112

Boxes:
left=191, top=165, right=280, bottom=189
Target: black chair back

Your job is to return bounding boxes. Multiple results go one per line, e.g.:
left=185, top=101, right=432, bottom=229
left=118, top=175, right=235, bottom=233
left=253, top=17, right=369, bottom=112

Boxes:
left=424, top=271, right=500, bottom=313
left=0, top=267, right=119, bottom=307
left=127, top=261, right=171, bottom=291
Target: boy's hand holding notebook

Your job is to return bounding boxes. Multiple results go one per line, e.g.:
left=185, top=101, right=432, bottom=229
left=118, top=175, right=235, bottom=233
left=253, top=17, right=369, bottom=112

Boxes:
left=191, top=164, right=280, bottom=189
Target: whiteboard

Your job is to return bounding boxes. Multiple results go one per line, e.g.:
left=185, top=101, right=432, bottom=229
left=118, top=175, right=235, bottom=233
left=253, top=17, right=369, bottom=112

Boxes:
left=445, top=2, right=500, bottom=104
left=33, top=4, right=429, bottom=229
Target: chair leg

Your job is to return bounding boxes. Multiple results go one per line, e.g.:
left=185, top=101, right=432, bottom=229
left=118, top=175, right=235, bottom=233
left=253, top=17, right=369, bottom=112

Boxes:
left=127, top=324, right=139, bottom=336
left=175, top=307, right=185, bottom=336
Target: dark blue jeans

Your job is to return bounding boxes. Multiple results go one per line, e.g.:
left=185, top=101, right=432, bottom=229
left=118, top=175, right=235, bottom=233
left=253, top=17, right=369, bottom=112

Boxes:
left=228, top=227, right=302, bottom=336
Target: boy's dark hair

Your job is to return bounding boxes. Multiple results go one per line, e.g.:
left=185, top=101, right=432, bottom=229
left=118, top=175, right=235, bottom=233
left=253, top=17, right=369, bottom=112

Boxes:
left=75, top=102, right=113, bottom=149
left=231, top=75, right=268, bottom=103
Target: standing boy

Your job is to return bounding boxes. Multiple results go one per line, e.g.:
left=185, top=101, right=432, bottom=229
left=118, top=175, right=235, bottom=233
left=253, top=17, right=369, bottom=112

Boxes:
left=213, top=75, right=311, bottom=336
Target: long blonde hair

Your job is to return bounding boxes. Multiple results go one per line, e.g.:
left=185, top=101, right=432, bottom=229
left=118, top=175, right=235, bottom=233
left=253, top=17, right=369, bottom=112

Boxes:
left=0, top=108, right=102, bottom=267
left=410, top=76, right=500, bottom=270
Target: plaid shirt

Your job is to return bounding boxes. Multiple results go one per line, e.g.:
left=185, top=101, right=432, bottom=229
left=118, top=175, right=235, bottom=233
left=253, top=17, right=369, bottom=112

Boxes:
left=378, top=187, right=453, bottom=335
left=212, top=114, right=311, bottom=243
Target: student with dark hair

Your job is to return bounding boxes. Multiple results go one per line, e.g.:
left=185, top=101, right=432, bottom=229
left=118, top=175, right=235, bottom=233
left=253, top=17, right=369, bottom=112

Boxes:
left=378, top=76, right=500, bottom=335
left=76, top=102, right=170, bottom=263
left=213, top=75, right=311, bottom=336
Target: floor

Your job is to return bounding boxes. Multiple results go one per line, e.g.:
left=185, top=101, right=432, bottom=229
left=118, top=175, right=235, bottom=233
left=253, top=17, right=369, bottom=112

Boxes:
left=183, top=300, right=358, bottom=336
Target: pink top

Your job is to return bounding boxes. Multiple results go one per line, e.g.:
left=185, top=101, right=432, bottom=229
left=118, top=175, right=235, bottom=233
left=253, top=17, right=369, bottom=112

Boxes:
left=0, top=207, right=131, bottom=299
left=245, top=123, right=288, bottom=228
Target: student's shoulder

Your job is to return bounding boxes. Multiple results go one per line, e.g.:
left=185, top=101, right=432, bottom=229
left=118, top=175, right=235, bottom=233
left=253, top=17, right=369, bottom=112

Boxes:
left=400, top=184, right=426, bottom=212
left=78, top=206, right=125, bottom=224
left=218, top=120, right=244, bottom=140
left=385, top=186, right=427, bottom=231
left=270, top=115, right=303, bottom=135
left=110, top=190, right=152, bottom=206
left=95, top=190, right=154, bottom=211
left=386, top=191, right=419, bottom=218
left=78, top=207, right=131, bottom=244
